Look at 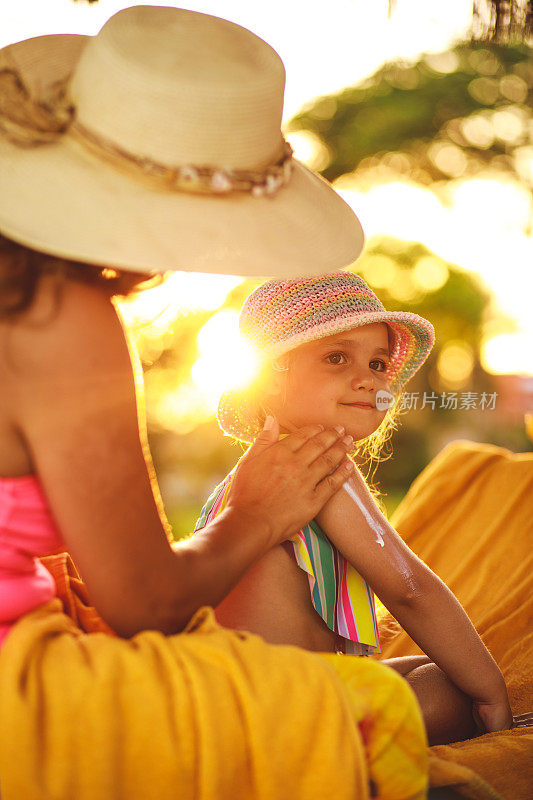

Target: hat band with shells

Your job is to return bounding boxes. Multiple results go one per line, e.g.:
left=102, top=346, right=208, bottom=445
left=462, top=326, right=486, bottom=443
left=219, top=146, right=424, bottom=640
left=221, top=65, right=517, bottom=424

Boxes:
left=0, top=64, right=294, bottom=198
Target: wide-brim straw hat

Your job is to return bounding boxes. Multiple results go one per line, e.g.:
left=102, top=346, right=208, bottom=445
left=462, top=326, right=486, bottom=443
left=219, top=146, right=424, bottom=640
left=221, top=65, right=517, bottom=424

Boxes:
left=218, top=271, right=435, bottom=442
left=0, top=5, right=364, bottom=278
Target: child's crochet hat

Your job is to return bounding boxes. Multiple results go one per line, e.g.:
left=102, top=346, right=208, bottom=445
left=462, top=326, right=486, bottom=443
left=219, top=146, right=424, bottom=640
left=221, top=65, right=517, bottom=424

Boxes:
left=218, top=271, right=435, bottom=442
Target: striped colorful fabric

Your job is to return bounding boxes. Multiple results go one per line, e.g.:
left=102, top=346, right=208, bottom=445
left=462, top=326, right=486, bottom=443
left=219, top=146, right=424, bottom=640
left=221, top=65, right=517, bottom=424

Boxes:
left=194, top=471, right=380, bottom=656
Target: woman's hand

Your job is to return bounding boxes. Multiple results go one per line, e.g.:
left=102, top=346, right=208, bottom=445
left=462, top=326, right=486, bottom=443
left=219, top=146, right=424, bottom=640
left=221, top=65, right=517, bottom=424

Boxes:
left=227, top=416, right=354, bottom=548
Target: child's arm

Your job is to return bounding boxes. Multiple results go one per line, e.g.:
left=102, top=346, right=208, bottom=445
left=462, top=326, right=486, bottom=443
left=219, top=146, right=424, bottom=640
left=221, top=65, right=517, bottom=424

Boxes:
left=315, top=467, right=512, bottom=734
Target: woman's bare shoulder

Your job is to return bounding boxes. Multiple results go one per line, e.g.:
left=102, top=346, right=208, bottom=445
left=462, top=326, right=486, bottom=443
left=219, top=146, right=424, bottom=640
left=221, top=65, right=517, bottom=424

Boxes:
left=0, top=275, right=133, bottom=473
left=0, top=275, right=129, bottom=381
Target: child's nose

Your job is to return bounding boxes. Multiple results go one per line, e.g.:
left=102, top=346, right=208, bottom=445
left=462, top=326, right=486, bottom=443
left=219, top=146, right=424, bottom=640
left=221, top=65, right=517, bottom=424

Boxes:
left=350, top=369, right=374, bottom=391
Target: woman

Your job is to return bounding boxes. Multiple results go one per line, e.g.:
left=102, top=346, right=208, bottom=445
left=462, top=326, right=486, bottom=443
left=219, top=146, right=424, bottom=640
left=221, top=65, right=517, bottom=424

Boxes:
left=0, top=7, right=428, bottom=799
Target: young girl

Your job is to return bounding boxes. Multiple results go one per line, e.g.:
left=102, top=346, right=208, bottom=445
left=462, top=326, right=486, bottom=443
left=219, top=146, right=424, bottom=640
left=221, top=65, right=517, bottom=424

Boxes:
left=196, top=271, right=516, bottom=747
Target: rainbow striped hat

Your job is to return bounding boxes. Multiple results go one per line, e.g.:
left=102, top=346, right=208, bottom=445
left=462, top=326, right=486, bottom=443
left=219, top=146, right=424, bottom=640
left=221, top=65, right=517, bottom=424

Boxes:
left=218, top=271, right=435, bottom=442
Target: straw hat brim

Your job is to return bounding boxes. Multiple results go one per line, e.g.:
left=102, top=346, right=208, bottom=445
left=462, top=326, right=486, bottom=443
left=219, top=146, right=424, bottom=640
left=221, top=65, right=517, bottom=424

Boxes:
left=0, top=34, right=364, bottom=278
left=217, top=310, right=435, bottom=443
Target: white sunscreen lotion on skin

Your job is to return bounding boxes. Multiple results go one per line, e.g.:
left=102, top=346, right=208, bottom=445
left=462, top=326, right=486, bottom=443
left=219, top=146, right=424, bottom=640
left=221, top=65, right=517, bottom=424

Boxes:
left=342, top=480, right=386, bottom=547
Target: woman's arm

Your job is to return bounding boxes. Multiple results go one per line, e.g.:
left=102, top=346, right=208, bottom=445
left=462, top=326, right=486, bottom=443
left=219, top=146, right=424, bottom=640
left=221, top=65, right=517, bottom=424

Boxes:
left=315, top=467, right=512, bottom=732
left=8, top=277, right=353, bottom=637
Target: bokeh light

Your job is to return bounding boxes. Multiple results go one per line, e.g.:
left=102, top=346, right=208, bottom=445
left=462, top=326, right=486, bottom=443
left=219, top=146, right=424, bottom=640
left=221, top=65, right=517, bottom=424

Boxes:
left=338, top=176, right=533, bottom=378
left=192, top=311, right=259, bottom=410
left=437, top=340, right=475, bottom=387
left=481, top=333, right=533, bottom=376
left=285, top=130, right=331, bottom=171
left=413, top=257, right=449, bottom=292
left=122, top=272, right=244, bottom=327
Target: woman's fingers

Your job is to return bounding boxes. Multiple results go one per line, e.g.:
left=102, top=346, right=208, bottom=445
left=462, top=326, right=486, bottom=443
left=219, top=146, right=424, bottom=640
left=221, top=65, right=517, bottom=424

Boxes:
left=241, top=419, right=332, bottom=462
left=228, top=421, right=356, bottom=547
left=305, top=433, right=354, bottom=483
left=239, top=415, right=280, bottom=462
left=277, top=423, right=326, bottom=452
left=270, top=423, right=355, bottom=500
left=313, top=458, right=355, bottom=508
left=294, top=426, right=348, bottom=465
left=283, top=426, right=353, bottom=468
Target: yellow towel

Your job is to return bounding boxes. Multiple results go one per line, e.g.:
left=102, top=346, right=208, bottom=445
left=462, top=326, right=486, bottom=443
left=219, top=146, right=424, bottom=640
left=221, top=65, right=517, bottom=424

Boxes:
left=0, top=581, right=428, bottom=800
left=0, top=600, right=370, bottom=800
left=379, top=440, right=533, bottom=800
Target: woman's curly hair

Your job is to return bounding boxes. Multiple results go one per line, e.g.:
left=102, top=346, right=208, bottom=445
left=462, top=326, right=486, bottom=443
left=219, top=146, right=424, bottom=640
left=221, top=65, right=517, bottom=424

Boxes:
left=0, top=233, right=159, bottom=319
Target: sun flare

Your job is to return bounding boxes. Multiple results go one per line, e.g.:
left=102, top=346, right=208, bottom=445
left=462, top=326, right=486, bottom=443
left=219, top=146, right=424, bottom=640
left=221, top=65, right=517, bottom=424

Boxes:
left=192, top=311, right=260, bottom=411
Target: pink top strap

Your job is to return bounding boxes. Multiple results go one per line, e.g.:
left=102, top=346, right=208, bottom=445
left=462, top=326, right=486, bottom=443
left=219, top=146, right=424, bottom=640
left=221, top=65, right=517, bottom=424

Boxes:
left=0, top=475, right=64, bottom=645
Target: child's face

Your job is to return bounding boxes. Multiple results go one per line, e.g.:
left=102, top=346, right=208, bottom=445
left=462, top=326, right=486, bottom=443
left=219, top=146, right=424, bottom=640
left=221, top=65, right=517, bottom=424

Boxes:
left=268, top=323, right=392, bottom=442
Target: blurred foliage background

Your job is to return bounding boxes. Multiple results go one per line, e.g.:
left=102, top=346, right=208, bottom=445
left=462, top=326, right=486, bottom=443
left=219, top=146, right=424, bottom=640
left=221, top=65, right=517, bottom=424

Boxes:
left=290, top=43, right=533, bottom=187
left=117, top=34, right=533, bottom=540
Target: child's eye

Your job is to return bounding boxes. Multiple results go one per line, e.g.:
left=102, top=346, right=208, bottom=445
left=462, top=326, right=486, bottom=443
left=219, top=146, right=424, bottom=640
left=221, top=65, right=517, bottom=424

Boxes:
left=370, top=358, right=388, bottom=372
left=326, top=352, right=347, bottom=365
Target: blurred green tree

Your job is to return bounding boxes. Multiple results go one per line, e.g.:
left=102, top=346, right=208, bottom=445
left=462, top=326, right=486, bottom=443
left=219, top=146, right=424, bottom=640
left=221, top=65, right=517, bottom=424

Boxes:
left=288, top=42, right=533, bottom=191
